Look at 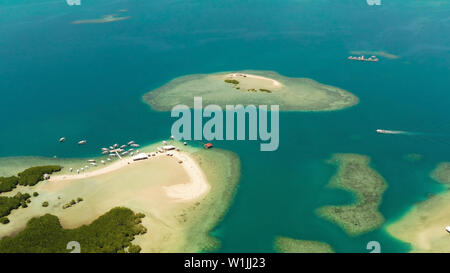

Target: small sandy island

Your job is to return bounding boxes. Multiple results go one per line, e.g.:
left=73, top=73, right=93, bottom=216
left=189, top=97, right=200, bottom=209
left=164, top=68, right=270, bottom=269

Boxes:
left=0, top=142, right=240, bottom=252
left=143, top=70, right=359, bottom=111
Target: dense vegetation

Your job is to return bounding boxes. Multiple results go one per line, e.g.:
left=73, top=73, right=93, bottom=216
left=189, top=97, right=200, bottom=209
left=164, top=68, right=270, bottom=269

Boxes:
left=0, top=177, right=19, bottom=193
left=0, top=207, right=147, bottom=253
left=224, top=79, right=239, bottom=85
left=62, top=198, right=83, bottom=209
left=0, top=165, right=62, bottom=193
left=17, top=165, right=62, bottom=186
left=0, top=193, right=31, bottom=218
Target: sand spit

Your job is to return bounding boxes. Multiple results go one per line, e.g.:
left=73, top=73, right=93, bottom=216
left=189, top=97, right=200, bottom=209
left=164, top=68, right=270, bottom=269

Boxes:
left=49, top=150, right=210, bottom=202
left=162, top=151, right=210, bottom=202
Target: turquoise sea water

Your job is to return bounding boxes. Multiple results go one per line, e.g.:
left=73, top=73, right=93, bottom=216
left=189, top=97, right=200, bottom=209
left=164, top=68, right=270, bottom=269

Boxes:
left=1, top=0, right=450, bottom=252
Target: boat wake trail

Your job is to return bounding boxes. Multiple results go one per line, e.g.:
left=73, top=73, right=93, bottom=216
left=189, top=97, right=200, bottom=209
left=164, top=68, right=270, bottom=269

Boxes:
left=376, top=129, right=450, bottom=147
left=376, top=129, right=450, bottom=136
left=376, top=129, right=419, bottom=135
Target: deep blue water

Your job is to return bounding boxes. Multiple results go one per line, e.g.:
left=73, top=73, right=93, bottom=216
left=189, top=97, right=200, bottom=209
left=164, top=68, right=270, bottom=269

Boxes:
left=1, top=0, right=449, bottom=252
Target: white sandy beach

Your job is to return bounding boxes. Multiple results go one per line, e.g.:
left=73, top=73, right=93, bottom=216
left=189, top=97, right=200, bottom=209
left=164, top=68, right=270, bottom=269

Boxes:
left=162, top=151, right=210, bottom=202
left=226, top=73, right=283, bottom=87
left=49, top=150, right=210, bottom=202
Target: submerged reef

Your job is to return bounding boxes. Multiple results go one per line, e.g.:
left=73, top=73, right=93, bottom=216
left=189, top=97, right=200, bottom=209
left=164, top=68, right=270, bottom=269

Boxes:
left=274, top=236, right=334, bottom=253
left=316, top=154, right=387, bottom=236
left=431, top=162, right=450, bottom=184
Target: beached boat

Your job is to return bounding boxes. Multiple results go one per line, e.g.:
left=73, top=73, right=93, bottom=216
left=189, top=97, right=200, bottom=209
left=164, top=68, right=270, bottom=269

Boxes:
left=132, top=153, right=148, bottom=161
left=446, top=226, right=450, bottom=233
left=163, top=145, right=176, bottom=151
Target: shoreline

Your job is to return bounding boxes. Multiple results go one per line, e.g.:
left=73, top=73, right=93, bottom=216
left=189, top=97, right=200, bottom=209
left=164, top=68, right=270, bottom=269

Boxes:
left=49, top=149, right=210, bottom=202
left=0, top=141, right=241, bottom=253
left=226, top=72, right=284, bottom=88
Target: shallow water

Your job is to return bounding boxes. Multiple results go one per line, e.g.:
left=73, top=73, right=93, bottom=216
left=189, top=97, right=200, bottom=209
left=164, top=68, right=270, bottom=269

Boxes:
left=1, top=0, right=449, bottom=252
